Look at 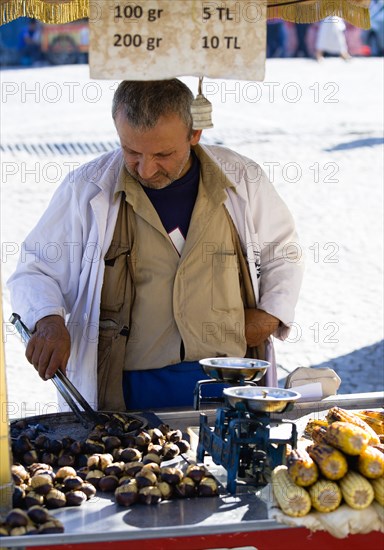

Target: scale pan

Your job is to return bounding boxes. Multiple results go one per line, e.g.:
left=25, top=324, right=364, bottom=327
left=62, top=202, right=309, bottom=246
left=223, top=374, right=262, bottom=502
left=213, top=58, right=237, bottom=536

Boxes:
left=223, top=386, right=301, bottom=413
left=199, top=357, right=270, bottom=383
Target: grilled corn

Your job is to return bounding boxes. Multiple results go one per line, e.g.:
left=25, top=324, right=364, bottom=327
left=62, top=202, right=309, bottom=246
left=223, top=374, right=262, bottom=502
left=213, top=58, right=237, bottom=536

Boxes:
left=326, top=407, right=380, bottom=445
left=370, top=476, right=384, bottom=506
left=357, top=410, right=384, bottom=422
left=311, top=426, right=328, bottom=445
left=324, top=421, right=370, bottom=455
left=356, top=446, right=384, bottom=479
left=308, top=479, right=342, bottom=513
left=355, top=411, right=384, bottom=436
left=339, top=471, right=374, bottom=510
left=287, top=448, right=319, bottom=487
left=271, top=465, right=312, bottom=517
left=304, top=419, right=329, bottom=439
left=307, top=443, right=348, bottom=480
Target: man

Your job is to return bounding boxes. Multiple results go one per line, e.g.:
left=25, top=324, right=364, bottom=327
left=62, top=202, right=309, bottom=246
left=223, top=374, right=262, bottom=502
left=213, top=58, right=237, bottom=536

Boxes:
left=8, top=79, right=303, bottom=411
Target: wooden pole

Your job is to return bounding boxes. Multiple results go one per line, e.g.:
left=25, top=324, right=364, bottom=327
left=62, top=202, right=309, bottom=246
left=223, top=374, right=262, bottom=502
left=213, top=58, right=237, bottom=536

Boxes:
left=0, top=272, right=13, bottom=516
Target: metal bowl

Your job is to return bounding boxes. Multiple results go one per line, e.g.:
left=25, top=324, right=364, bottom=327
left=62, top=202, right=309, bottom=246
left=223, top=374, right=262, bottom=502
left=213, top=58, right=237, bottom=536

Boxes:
left=199, top=357, right=270, bottom=383
left=223, top=386, right=301, bottom=413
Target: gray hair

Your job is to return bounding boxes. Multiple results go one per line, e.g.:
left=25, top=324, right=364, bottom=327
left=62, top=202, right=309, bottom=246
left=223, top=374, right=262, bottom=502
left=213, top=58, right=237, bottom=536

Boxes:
left=112, top=79, right=194, bottom=133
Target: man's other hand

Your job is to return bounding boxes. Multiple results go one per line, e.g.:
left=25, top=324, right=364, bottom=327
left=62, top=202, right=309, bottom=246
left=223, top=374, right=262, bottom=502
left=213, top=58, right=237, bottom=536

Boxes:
left=244, top=309, right=280, bottom=347
left=26, top=315, right=71, bottom=380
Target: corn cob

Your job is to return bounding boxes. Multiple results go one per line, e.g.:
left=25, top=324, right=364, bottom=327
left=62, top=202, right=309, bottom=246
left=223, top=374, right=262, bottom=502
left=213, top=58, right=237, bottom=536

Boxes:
left=271, top=465, right=312, bottom=517
left=356, top=446, right=384, bottom=479
left=287, top=448, right=319, bottom=487
left=308, top=479, right=342, bottom=513
left=355, top=411, right=384, bottom=436
left=311, top=426, right=328, bottom=445
left=339, top=471, right=374, bottom=510
left=307, top=443, right=348, bottom=480
left=358, top=410, right=384, bottom=422
left=370, top=476, right=384, bottom=506
left=326, top=407, right=380, bottom=445
left=324, top=421, right=370, bottom=455
left=304, top=418, right=329, bottom=439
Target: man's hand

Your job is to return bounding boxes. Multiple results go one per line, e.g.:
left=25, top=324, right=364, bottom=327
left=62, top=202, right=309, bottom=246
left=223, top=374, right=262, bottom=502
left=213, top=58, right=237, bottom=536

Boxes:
left=244, top=309, right=280, bottom=347
left=26, top=315, right=71, bottom=380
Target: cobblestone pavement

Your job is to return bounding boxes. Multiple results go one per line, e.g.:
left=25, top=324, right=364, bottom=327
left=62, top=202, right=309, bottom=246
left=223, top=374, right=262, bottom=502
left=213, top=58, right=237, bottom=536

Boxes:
left=1, top=59, right=383, bottom=417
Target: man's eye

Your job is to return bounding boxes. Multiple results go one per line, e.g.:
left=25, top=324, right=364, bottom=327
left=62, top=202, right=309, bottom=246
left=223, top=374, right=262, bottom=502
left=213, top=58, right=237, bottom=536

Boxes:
left=156, top=152, right=172, bottom=158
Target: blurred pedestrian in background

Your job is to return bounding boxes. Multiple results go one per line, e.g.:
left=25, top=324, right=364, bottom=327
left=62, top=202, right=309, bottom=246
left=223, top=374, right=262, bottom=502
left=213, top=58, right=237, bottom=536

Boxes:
left=315, top=16, right=351, bottom=61
left=267, top=19, right=287, bottom=58
left=18, top=18, right=41, bottom=66
left=293, top=23, right=310, bottom=58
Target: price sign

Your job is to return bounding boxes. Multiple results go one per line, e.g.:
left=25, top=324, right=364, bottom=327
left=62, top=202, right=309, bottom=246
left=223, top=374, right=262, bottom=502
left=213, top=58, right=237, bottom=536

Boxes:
left=89, top=1, right=266, bottom=80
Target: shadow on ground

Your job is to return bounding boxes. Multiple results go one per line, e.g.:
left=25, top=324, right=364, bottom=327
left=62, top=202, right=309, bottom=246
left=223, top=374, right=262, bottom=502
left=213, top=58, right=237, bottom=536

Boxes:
left=325, top=137, right=384, bottom=151
left=278, top=340, right=384, bottom=394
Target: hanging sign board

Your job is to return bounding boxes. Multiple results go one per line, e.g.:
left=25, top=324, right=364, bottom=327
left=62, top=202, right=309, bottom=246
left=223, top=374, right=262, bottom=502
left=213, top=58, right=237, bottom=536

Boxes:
left=89, top=1, right=266, bottom=81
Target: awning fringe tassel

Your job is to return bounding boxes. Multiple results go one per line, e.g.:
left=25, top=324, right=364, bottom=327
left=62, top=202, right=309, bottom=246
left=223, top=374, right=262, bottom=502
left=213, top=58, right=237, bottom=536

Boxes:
left=268, top=0, right=371, bottom=30
left=1, top=0, right=89, bottom=25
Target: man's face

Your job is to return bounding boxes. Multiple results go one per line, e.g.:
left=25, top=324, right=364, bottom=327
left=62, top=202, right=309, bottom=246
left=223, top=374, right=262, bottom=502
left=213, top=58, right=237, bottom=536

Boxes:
left=115, top=110, right=202, bottom=189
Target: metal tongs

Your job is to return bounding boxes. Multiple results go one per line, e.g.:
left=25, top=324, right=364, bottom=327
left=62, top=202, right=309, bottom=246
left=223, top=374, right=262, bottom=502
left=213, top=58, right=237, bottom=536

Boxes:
left=10, top=313, right=101, bottom=428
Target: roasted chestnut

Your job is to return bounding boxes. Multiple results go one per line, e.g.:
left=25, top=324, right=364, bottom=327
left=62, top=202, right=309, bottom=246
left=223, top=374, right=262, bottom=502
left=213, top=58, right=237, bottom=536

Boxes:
left=63, top=475, right=84, bottom=491
left=85, top=469, right=105, bottom=489
left=65, top=490, right=87, bottom=507
left=135, top=468, right=157, bottom=489
left=138, top=485, right=162, bottom=505
left=30, top=474, right=53, bottom=495
left=160, top=467, right=183, bottom=485
left=185, top=464, right=209, bottom=484
left=80, top=482, right=97, bottom=500
left=174, top=477, right=196, bottom=499
left=175, top=439, right=191, bottom=454
left=158, top=481, right=173, bottom=500
left=55, top=466, right=77, bottom=481
left=198, top=476, right=219, bottom=497
left=115, top=479, right=138, bottom=507
left=120, top=447, right=142, bottom=463
left=98, top=475, right=119, bottom=493
left=45, top=488, right=67, bottom=509
left=57, top=451, right=76, bottom=467
left=5, top=508, right=29, bottom=528
left=104, top=462, right=125, bottom=477
left=24, top=490, right=45, bottom=508
left=27, top=505, right=51, bottom=524
left=11, top=464, right=29, bottom=485
left=162, top=443, right=180, bottom=461
left=38, top=519, right=65, bottom=534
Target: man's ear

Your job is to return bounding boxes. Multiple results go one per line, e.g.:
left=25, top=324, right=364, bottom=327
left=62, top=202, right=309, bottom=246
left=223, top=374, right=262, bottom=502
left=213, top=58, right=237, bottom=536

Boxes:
left=190, top=129, right=202, bottom=145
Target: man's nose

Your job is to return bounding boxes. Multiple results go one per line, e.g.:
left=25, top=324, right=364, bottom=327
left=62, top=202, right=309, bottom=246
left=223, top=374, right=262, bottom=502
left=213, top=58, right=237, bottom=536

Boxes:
left=137, top=156, right=157, bottom=179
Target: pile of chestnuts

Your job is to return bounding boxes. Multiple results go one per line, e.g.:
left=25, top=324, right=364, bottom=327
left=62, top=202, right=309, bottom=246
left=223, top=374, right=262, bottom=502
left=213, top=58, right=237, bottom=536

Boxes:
left=2, top=414, right=219, bottom=537
left=0, top=506, right=64, bottom=537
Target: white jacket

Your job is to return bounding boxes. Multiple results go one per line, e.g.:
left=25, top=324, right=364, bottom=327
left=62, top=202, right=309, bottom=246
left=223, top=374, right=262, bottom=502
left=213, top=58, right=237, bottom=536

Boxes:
left=8, top=145, right=304, bottom=409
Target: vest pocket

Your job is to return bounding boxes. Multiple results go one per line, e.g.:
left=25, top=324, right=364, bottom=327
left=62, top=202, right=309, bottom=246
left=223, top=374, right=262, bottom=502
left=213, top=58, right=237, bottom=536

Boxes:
left=100, top=245, right=131, bottom=312
left=212, top=251, right=242, bottom=313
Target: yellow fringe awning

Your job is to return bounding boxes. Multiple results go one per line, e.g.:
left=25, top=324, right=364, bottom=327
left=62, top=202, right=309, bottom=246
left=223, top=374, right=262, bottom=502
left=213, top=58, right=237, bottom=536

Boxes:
left=0, top=0, right=88, bottom=25
left=0, top=0, right=371, bottom=29
left=267, top=0, right=371, bottom=29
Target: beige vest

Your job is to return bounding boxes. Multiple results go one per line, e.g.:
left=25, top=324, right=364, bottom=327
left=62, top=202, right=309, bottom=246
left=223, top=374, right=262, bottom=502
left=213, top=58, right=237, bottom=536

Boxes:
left=97, top=146, right=248, bottom=409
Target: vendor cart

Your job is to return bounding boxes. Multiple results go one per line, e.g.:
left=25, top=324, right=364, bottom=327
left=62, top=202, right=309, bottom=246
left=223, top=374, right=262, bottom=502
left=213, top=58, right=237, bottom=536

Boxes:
left=1, top=392, right=383, bottom=550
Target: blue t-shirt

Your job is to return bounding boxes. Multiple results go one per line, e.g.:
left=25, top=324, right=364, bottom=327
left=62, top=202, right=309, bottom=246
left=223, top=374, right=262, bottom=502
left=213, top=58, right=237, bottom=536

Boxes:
left=141, top=151, right=200, bottom=239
